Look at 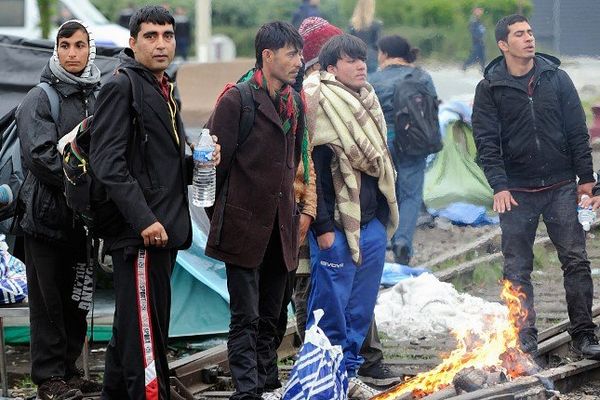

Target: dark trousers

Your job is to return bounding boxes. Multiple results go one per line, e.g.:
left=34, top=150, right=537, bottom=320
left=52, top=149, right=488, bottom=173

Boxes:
left=499, top=182, right=596, bottom=340
left=463, top=42, right=485, bottom=71
left=25, top=235, right=88, bottom=384
left=293, top=274, right=311, bottom=342
left=359, top=319, right=384, bottom=370
left=226, top=229, right=289, bottom=400
left=264, top=269, right=296, bottom=390
left=102, top=247, right=177, bottom=400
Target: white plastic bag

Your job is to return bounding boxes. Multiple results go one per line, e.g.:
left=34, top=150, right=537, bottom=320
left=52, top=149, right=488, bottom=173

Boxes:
left=283, top=309, right=348, bottom=400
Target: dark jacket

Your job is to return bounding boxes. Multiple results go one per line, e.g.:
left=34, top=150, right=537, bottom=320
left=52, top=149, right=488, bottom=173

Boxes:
left=292, top=2, right=321, bottom=29
left=312, top=145, right=389, bottom=237
left=469, top=17, right=485, bottom=44
left=472, top=53, right=593, bottom=193
left=205, top=84, right=304, bottom=271
left=89, top=49, right=192, bottom=251
left=16, top=64, right=97, bottom=243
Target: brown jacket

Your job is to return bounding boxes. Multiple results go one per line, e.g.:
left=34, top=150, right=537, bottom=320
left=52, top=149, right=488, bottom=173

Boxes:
left=205, top=85, right=304, bottom=271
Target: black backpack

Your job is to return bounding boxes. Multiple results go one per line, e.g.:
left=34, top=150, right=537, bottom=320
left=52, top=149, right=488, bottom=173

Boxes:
left=62, top=68, right=142, bottom=238
left=0, top=83, right=60, bottom=232
left=392, top=68, right=442, bottom=157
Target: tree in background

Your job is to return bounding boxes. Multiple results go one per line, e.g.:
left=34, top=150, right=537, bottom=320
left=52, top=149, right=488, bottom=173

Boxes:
left=37, top=0, right=57, bottom=39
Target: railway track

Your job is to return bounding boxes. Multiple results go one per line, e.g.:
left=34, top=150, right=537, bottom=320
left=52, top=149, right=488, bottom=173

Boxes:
left=72, top=223, right=600, bottom=400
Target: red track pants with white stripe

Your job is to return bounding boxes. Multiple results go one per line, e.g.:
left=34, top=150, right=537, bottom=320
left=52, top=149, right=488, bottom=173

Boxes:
left=101, top=247, right=177, bottom=400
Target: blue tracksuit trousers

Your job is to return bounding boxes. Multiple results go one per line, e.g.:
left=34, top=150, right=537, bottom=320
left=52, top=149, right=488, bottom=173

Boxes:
left=306, top=218, right=386, bottom=377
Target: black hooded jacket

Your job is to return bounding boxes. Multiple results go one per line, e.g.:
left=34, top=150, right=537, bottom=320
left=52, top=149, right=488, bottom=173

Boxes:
left=472, top=53, right=593, bottom=193
left=89, top=49, right=192, bottom=251
left=16, top=64, right=98, bottom=243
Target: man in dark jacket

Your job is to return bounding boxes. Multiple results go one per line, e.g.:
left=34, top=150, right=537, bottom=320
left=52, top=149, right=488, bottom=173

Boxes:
left=205, top=21, right=304, bottom=400
left=472, top=14, right=600, bottom=359
left=17, top=20, right=102, bottom=400
left=89, top=6, right=220, bottom=399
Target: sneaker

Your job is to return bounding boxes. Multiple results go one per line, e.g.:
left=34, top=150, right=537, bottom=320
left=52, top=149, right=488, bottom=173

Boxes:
left=357, top=361, right=404, bottom=386
left=571, top=334, right=600, bottom=360
left=66, top=374, right=102, bottom=395
left=262, top=387, right=284, bottom=400
left=347, top=377, right=380, bottom=400
left=37, top=377, right=82, bottom=400
left=392, top=244, right=410, bottom=265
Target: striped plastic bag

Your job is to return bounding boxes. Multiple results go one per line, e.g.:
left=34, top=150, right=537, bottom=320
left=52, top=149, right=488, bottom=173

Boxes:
left=0, top=234, right=27, bottom=304
left=283, top=309, right=348, bottom=400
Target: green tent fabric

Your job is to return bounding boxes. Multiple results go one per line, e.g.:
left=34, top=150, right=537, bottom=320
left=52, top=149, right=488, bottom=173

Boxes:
left=424, top=121, right=494, bottom=210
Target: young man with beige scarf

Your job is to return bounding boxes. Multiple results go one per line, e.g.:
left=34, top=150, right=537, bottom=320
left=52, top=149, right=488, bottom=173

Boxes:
left=302, top=33, right=398, bottom=399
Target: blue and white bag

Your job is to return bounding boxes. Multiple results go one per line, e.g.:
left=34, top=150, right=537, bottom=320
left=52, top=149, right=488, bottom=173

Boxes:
left=0, top=235, right=27, bottom=304
left=283, top=310, right=348, bottom=400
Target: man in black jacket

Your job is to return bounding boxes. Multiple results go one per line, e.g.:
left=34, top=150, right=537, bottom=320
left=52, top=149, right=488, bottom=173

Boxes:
left=89, top=6, right=219, bottom=399
left=473, top=14, right=600, bottom=359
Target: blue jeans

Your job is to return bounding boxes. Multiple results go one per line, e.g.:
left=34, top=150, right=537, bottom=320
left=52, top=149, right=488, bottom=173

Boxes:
left=306, top=219, right=386, bottom=377
left=390, top=152, right=426, bottom=257
left=499, top=182, right=596, bottom=340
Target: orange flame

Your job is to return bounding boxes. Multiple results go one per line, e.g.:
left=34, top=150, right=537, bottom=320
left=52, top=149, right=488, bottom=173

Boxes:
left=372, top=280, right=537, bottom=399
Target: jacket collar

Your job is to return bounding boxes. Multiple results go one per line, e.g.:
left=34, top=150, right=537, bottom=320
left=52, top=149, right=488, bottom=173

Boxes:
left=484, top=53, right=560, bottom=91
left=253, top=85, right=284, bottom=132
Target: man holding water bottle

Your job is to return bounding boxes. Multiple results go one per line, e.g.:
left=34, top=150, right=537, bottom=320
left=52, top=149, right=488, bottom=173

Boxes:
left=205, top=21, right=306, bottom=399
left=89, top=6, right=220, bottom=398
left=473, top=14, right=600, bottom=360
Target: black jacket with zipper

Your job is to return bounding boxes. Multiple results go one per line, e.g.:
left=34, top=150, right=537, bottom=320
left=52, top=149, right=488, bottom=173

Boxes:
left=16, top=64, right=98, bottom=243
left=472, top=53, right=593, bottom=193
left=89, top=49, right=193, bottom=252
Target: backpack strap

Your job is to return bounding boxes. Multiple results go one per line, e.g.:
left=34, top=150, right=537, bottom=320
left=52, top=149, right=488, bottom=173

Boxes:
left=236, top=81, right=256, bottom=148
left=212, top=81, right=256, bottom=246
left=37, top=82, right=60, bottom=124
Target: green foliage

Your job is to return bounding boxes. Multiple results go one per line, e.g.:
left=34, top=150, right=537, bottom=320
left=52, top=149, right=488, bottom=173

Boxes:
left=89, top=0, right=532, bottom=61
left=37, top=0, right=57, bottom=39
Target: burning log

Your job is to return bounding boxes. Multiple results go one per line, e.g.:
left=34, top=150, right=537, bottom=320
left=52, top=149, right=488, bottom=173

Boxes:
left=452, top=366, right=507, bottom=393
left=420, top=386, right=457, bottom=399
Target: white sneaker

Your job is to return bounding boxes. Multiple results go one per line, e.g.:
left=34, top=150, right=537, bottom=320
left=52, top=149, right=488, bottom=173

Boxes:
left=348, top=377, right=381, bottom=399
left=262, top=387, right=284, bottom=400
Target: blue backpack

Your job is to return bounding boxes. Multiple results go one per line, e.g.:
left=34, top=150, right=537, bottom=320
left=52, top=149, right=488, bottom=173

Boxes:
left=0, top=83, right=60, bottom=232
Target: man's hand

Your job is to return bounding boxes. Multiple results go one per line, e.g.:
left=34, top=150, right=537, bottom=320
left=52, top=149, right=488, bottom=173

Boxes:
left=317, top=231, right=335, bottom=250
left=578, top=182, right=595, bottom=201
left=493, top=190, right=518, bottom=213
left=212, top=135, right=221, bottom=166
left=580, top=195, right=600, bottom=211
left=299, top=213, right=313, bottom=244
left=141, top=221, right=168, bottom=248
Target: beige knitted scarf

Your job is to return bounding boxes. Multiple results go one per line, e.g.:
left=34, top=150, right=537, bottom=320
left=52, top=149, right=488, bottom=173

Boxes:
left=303, top=71, right=398, bottom=265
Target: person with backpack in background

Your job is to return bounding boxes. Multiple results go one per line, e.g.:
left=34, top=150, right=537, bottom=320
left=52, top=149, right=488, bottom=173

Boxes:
left=15, top=19, right=102, bottom=400
left=205, top=21, right=305, bottom=400
left=303, top=34, right=398, bottom=399
left=89, top=6, right=220, bottom=399
left=369, top=35, right=439, bottom=266
left=472, top=14, right=600, bottom=360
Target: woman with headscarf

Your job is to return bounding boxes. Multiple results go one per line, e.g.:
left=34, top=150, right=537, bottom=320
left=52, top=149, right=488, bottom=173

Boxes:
left=16, top=20, right=102, bottom=400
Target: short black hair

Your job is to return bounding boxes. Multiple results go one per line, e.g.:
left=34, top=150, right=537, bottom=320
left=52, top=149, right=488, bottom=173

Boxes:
left=57, top=21, right=87, bottom=43
left=319, top=34, right=367, bottom=71
left=377, top=35, right=419, bottom=63
left=255, top=21, right=303, bottom=69
left=495, top=14, right=529, bottom=43
left=129, top=5, right=175, bottom=38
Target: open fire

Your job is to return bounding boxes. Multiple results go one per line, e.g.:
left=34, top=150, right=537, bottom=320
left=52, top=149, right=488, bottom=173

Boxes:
left=372, top=280, right=539, bottom=399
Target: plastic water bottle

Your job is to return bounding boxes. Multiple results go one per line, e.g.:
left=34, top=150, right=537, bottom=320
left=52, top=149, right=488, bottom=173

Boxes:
left=192, top=129, right=216, bottom=207
left=578, top=195, right=596, bottom=232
